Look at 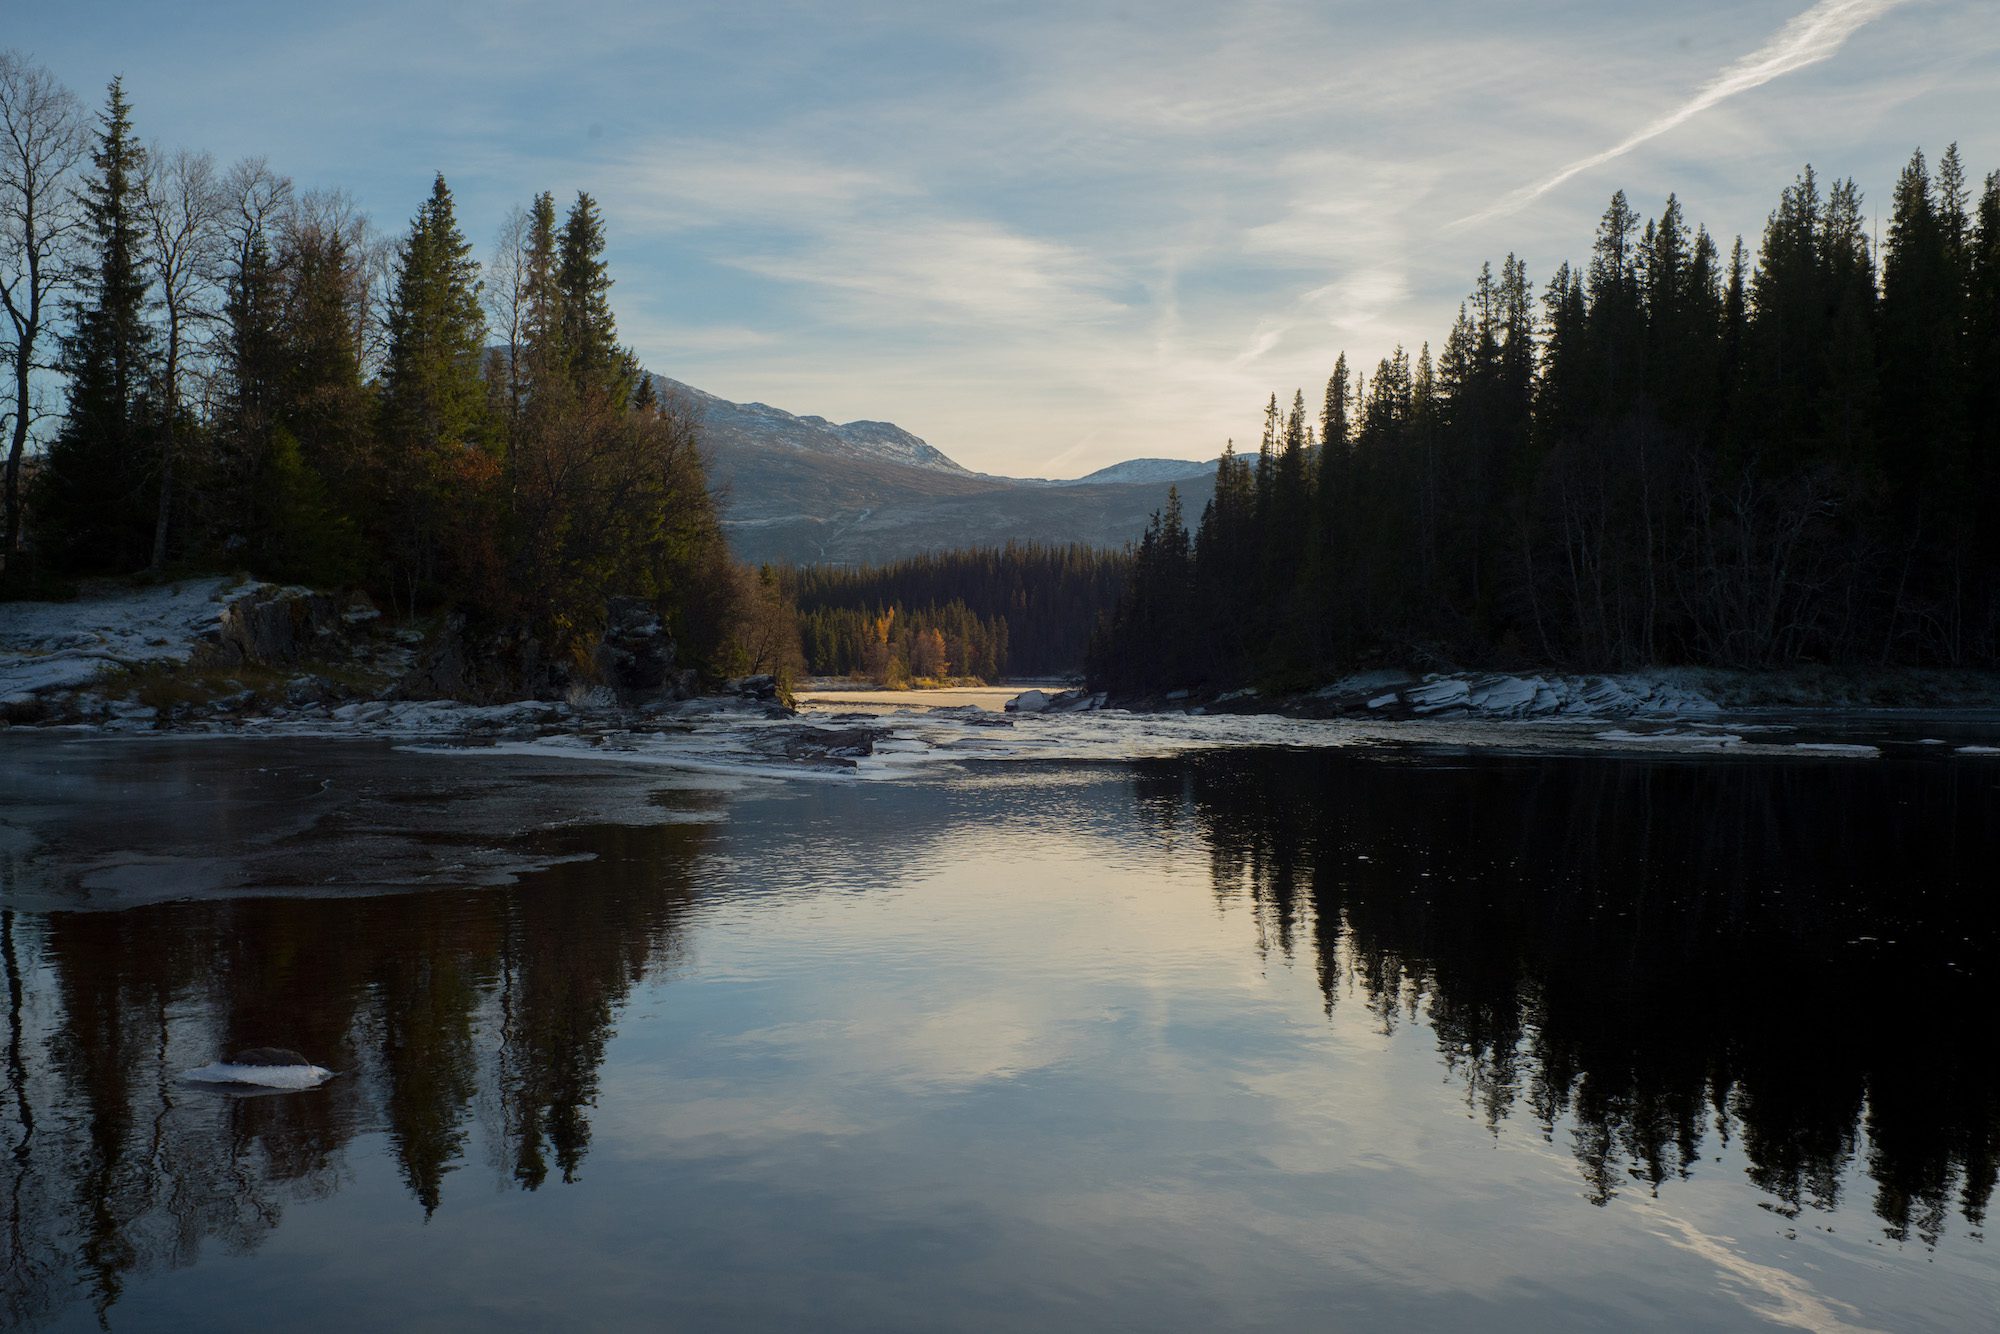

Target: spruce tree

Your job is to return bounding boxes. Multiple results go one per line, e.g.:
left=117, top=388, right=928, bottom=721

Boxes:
left=557, top=191, right=626, bottom=398
left=378, top=172, right=493, bottom=606
left=34, top=77, right=155, bottom=572
left=1319, top=354, right=1350, bottom=455
left=519, top=191, right=562, bottom=398
left=382, top=173, right=490, bottom=458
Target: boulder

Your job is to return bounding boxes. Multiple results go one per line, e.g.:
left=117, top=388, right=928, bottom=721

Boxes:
left=725, top=674, right=780, bottom=702
left=207, top=587, right=343, bottom=667
left=398, top=612, right=473, bottom=700
left=230, top=1047, right=311, bottom=1067
left=1005, top=689, right=1050, bottom=713
left=593, top=595, right=676, bottom=697
left=285, top=675, right=344, bottom=707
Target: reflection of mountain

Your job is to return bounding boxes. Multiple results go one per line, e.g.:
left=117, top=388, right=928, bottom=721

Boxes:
left=1132, top=750, right=2000, bottom=1242
left=0, top=819, right=708, bottom=1329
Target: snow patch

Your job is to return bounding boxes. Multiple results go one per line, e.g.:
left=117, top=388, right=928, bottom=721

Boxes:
left=1354, top=671, right=1720, bottom=720
left=1, top=576, right=251, bottom=701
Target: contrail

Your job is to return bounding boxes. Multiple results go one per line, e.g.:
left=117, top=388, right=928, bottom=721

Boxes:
left=1449, top=0, right=1911, bottom=230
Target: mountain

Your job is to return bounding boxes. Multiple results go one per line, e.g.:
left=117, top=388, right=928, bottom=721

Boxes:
left=1058, top=458, right=1213, bottom=487
left=660, top=377, right=1215, bottom=566
left=658, top=377, right=967, bottom=475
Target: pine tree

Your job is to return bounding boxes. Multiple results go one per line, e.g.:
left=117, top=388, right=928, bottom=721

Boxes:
left=33, top=77, right=155, bottom=571
left=278, top=194, right=372, bottom=488
left=378, top=172, right=494, bottom=607
left=520, top=191, right=562, bottom=395
left=1319, top=354, right=1351, bottom=456
left=1271, top=388, right=1310, bottom=578
left=1585, top=190, right=1645, bottom=414
left=557, top=191, right=626, bottom=399
left=1969, top=171, right=2000, bottom=655
left=1881, top=148, right=1973, bottom=657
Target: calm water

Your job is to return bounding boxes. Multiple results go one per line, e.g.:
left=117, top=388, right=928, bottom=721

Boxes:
left=1, top=736, right=1996, bottom=1330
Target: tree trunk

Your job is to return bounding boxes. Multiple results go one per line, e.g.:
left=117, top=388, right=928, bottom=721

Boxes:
left=3, top=352, right=29, bottom=566
left=149, top=325, right=178, bottom=572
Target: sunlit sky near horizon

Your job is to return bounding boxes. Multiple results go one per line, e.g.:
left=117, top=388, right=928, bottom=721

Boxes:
left=13, top=0, right=1999, bottom=476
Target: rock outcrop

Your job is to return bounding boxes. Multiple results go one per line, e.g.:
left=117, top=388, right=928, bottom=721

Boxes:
left=203, top=586, right=345, bottom=667
left=594, top=596, right=677, bottom=698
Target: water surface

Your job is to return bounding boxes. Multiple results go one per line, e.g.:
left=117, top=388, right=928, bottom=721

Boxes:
left=2, top=736, right=1995, bottom=1330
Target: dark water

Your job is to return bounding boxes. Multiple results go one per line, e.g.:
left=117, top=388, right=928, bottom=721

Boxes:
left=2, top=737, right=1996, bottom=1331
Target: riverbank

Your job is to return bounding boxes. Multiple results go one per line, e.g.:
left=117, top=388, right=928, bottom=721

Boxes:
left=10, top=581, right=2000, bottom=771
left=1092, top=664, right=2000, bottom=723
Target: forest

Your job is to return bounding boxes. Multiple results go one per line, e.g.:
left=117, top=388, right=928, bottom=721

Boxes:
left=1093, top=148, right=2000, bottom=694
left=1, top=61, right=753, bottom=685
left=782, top=544, right=1127, bottom=684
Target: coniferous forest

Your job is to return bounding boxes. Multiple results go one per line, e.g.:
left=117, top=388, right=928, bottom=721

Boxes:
left=9, top=61, right=1998, bottom=702
left=1093, top=150, right=2000, bottom=695
left=783, top=544, right=1127, bottom=683
left=3, top=68, right=743, bottom=680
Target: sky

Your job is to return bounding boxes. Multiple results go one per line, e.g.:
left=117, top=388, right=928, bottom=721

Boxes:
left=11, top=0, right=1998, bottom=476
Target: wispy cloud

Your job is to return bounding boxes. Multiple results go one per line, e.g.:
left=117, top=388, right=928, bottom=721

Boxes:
left=1451, top=0, right=1913, bottom=230
left=17, top=0, right=1986, bottom=476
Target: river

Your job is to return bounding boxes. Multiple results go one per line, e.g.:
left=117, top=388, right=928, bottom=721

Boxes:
left=1, top=727, right=1995, bottom=1330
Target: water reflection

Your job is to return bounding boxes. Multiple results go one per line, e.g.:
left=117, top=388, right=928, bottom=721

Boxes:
left=1133, top=750, right=2000, bottom=1244
left=4, top=740, right=1997, bottom=1329
left=1, top=819, right=706, bottom=1328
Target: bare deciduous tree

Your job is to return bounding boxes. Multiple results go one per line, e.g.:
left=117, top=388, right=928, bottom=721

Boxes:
left=0, top=51, right=87, bottom=568
left=139, top=145, right=224, bottom=569
left=486, top=204, right=530, bottom=438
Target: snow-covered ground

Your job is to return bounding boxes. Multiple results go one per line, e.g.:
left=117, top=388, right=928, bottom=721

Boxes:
left=1, top=576, right=253, bottom=703
left=1329, top=670, right=1721, bottom=719
left=9, top=581, right=2000, bottom=774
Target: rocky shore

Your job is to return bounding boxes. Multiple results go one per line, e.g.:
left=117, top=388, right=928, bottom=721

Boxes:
left=0, top=576, right=824, bottom=744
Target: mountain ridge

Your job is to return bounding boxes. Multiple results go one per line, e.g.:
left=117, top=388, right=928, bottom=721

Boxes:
left=655, top=375, right=1217, bottom=565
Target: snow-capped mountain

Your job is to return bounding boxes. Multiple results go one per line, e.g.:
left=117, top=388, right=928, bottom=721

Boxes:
left=655, top=376, right=969, bottom=475
left=653, top=376, right=1216, bottom=565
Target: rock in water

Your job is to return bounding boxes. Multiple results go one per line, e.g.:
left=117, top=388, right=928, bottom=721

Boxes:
left=1005, top=689, right=1050, bottom=713
left=183, top=1048, right=336, bottom=1090
left=782, top=726, right=876, bottom=763
left=230, top=1047, right=311, bottom=1067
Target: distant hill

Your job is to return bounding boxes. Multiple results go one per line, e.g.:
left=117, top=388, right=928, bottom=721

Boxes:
left=656, top=377, right=1216, bottom=566
left=1056, top=458, right=1214, bottom=487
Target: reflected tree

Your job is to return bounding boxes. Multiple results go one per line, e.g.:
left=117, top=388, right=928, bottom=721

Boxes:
left=1133, top=749, right=2000, bottom=1236
left=0, top=813, right=710, bottom=1325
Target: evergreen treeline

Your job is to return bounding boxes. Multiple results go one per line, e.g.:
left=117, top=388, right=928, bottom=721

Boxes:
left=3, top=65, right=743, bottom=681
left=1094, top=150, right=2000, bottom=693
left=784, top=544, right=1128, bottom=682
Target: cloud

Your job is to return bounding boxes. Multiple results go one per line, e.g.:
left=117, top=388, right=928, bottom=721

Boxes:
left=28, top=0, right=1977, bottom=477
left=1451, top=0, right=1914, bottom=230
left=726, top=215, right=1128, bottom=330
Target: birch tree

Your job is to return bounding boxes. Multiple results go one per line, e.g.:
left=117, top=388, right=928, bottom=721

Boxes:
left=0, top=51, right=86, bottom=569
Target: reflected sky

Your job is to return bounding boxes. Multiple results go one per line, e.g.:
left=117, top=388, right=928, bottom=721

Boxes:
left=2, top=738, right=1995, bottom=1330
